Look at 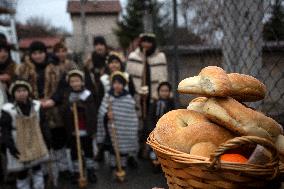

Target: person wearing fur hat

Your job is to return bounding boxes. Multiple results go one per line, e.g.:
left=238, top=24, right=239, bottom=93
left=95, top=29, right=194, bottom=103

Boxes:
left=42, top=42, right=77, bottom=180
left=84, top=36, right=107, bottom=107
left=16, top=41, right=50, bottom=99
left=61, top=69, right=98, bottom=184
left=0, top=79, right=51, bottom=189
left=126, top=33, right=168, bottom=158
left=97, top=71, right=139, bottom=170
left=100, top=51, right=136, bottom=96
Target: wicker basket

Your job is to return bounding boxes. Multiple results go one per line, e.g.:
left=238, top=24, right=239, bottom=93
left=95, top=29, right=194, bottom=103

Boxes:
left=147, top=132, right=282, bottom=189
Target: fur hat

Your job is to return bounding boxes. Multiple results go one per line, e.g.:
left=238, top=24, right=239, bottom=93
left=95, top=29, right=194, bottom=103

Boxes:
left=139, top=33, right=156, bottom=42
left=93, top=36, right=107, bottom=46
left=29, top=41, right=47, bottom=54
left=66, top=69, right=85, bottom=82
left=9, top=79, right=32, bottom=96
left=111, top=71, right=128, bottom=86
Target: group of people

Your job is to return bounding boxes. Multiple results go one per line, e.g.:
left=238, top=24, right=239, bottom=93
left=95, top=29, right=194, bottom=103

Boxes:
left=0, top=33, right=175, bottom=189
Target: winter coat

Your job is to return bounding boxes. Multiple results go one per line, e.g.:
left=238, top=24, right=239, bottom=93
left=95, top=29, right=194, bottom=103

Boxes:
left=15, top=58, right=49, bottom=99
left=62, top=89, right=98, bottom=143
left=126, top=48, right=168, bottom=99
left=148, top=98, right=175, bottom=133
left=97, top=90, right=139, bottom=154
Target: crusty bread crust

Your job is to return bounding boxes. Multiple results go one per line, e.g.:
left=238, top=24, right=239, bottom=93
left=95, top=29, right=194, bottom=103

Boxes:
left=154, top=109, right=234, bottom=157
left=203, top=97, right=283, bottom=140
left=228, top=73, right=266, bottom=102
left=178, top=66, right=232, bottom=97
left=178, top=66, right=266, bottom=102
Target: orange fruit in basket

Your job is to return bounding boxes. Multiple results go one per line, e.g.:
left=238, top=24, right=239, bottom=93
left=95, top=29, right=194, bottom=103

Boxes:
left=220, top=154, right=248, bottom=163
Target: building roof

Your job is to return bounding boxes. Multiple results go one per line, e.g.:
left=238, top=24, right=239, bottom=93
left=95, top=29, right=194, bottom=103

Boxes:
left=19, top=37, right=62, bottom=49
left=67, top=0, right=121, bottom=15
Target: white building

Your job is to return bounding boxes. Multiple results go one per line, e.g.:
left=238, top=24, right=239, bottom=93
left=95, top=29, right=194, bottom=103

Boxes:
left=67, top=0, right=121, bottom=54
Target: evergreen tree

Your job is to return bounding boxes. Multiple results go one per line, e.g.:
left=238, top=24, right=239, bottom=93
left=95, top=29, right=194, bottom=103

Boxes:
left=114, top=0, right=171, bottom=50
left=114, top=0, right=144, bottom=50
left=263, top=0, right=284, bottom=41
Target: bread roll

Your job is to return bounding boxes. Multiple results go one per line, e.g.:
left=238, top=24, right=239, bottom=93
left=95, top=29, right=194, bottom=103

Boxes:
left=178, top=66, right=266, bottom=102
left=154, top=109, right=234, bottom=158
left=228, top=73, right=266, bottom=102
left=178, top=66, right=232, bottom=97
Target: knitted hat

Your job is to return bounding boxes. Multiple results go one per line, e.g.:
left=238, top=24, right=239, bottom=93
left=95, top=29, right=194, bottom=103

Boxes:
left=111, top=71, right=128, bottom=86
left=29, top=41, right=47, bottom=54
left=66, top=69, right=85, bottom=82
left=9, top=79, right=32, bottom=96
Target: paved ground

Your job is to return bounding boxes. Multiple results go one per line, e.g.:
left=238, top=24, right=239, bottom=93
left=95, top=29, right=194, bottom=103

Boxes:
left=1, top=159, right=168, bottom=189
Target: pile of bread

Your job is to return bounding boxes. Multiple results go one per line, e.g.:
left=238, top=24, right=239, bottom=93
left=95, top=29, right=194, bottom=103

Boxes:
left=153, top=66, right=284, bottom=163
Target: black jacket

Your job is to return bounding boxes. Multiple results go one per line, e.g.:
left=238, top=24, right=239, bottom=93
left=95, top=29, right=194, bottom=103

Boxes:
left=63, top=91, right=97, bottom=141
left=147, top=98, right=175, bottom=133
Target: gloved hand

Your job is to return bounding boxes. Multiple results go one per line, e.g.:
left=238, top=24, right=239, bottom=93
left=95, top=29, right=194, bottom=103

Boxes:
left=139, top=85, right=149, bottom=96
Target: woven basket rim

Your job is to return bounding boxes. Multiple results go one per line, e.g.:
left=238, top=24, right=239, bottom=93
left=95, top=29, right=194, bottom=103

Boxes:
left=147, top=131, right=281, bottom=179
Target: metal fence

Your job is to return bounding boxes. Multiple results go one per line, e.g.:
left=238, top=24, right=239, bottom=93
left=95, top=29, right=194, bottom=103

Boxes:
left=164, top=0, right=284, bottom=123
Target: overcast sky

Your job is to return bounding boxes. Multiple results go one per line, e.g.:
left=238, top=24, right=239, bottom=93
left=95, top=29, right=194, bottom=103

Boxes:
left=16, top=0, right=127, bottom=32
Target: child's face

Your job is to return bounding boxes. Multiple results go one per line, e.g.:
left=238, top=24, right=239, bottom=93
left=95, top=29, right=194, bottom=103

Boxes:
left=159, top=85, right=170, bottom=99
left=108, top=60, right=121, bottom=73
left=69, top=76, right=83, bottom=91
left=14, top=87, right=29, bottom=102
left=31, top=50, right=46, bottom=64
left=113, top=80, right=124, bottom=94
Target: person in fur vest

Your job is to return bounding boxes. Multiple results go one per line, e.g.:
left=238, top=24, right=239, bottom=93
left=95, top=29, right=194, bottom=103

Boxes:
left=15, top=41, right=50, bottom=99
left=62, top=69, right=98, bottom=183
left=97, top=71, right=139, bottom=170
left=43, top=42, right=77, bottom=180
left=0, top=79, right=51, bottom=189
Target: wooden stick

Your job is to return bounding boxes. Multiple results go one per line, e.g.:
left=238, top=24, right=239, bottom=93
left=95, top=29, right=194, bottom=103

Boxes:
left=141, top=48, right=148, bottom=120
left=108, top=98, right=126, bottom=181
left=72, top=102, right=87, bottom=188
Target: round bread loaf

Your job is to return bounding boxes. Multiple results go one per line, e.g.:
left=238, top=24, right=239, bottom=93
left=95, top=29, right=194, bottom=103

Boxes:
left=154, top=109, right=234, bottom=158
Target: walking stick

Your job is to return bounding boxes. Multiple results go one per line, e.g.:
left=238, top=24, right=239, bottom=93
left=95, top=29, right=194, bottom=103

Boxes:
left=141, top=49, right=150, bottom=158
left=72, top=102, right=88, bottom=188
left=141, top=49, right=148, bottom=121
left=108, top=98, right=126, bottom=182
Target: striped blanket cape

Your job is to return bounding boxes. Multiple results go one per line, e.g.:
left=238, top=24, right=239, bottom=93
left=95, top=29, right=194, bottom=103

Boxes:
left=97, top=93, right=139, bottom=154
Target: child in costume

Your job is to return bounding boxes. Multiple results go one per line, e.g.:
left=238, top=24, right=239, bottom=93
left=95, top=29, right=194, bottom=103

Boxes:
left=63, top=69, right=97, bottom=183
left=97, top=71, right=139, bottom=169
left=0, top=79, right=50, bottom=189
left=148, top=82, right=174, bottom=171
